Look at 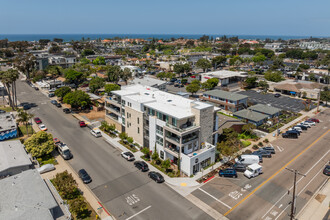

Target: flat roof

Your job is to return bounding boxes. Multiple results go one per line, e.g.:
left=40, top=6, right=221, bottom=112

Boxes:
left=0, top=169, right=57, bottom=220
left=0, top=140, right=32, bottom=174
left=203, top=90, right=248, bottom=101
left=202, top=70, right=247, bottom=79
left=0, top=112, right=17, bottom=132
left=234, top=109, right=268, bottom=122
left=248, top=104, right=282, bottom=115
left=113, top=84, right=214, bottom=119
left=131, top=76, right=166, bottom=87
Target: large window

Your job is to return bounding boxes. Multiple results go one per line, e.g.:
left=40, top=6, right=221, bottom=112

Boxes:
left=156, top=135, right=163, bottom=145
left=172, top=118, right=177, bottom=126
left=156, top=125, right=163, bottom=135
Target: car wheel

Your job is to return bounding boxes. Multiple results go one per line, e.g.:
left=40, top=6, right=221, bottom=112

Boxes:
left=235, top=175, right=238, bottom=178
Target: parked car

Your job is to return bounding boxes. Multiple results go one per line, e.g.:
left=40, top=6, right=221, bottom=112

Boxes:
left=63, top=108, right=71, bottom=114
left=90, top=128, right=102, bottom=137
left=134, top=161, right=149, bottom=172
left=299, top=122, right=311, bottom=128
left=308, top=118, right=320, bottom=123
left=79, top=121, right=87, bottom=127
left=260, top=146, right=276, bottom=154
left=57, top=143, right=73, bottom=160
left=232, top=163, right=246, bottom=172
left=274, top=93, right=281, bottom=98
left=34, top=87, right=39, bottom=91
left=323, top=165, right=330, bottom=176
left=244, top=164, right=263, bottom=179
left=48, top=88, right=56, bottom=92
left=288, top=129, right=301, bottom=135
left=23, top=104, right=31, bottom=110
left=219, top=168, right=238, bottom=178
left=53, top=138, right=60, bottom=145
left=250, top=153, right=263, bottom=163
left=295, top=124, right=308, bottom=130
left=37, top=164, right=55, bottom=174
left=304, top=120, right=316, bottom=126
left=78, top=169, right=92, bottom=184
left=291, top=126, right=302, bottom=132
left=39, top=124, right=47, bottom=131
left=252, top=150, right=272, bottom=158
left=121, top=151, right=135, bottom=161
left=167, top=81, right=174, bottom=85
left=235, top=155, right=260, bottom=165
left=148, top=171, right=165, bottom=183
left=282, top=131, right=298, bottom=138
left=55, top=103, right=62, bottom=108
left=34, top=117, right=42, bottom=124
left=48, top=93, right=55, bottom=97
left=50, top=100, right=58, bottom=105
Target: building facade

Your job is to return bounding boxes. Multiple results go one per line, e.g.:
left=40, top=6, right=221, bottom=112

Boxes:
left=105, top=85, right=219, bottom=176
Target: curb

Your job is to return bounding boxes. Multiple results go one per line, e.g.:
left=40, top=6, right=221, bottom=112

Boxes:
left=203, top=175, right=215, bottom=183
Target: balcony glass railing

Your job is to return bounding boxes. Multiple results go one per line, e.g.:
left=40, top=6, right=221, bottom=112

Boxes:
left=165, top=145, right=179, bottom=154
left=182, top=135, right=198, bottom=144
left=166, top=135, right=180, bottom=143
left=166, top=122, right=197, bottom=133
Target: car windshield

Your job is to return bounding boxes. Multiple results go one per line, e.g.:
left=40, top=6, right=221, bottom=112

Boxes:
left=63, top=150, right=71, bottom=155
left=247, top=167, right=253, bottom=172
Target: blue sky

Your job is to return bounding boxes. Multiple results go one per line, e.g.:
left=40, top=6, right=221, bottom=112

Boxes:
left=1, top=0, right=330, bottom=36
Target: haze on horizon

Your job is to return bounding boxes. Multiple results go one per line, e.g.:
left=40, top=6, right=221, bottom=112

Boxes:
left=1, top=0, right=330, bottom=37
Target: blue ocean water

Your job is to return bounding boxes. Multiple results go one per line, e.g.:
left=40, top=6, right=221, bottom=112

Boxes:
left=0, top=34, right=325, bottom=42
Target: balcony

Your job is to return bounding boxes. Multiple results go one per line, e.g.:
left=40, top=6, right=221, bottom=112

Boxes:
left=164, top=144, right=180, bottom=157
left=165, top=133, right=180, bottom=144
left=105, top=103, right=120, bottom=114
left=107, top=96, right=121, bottom=105
left=182, top=133, right=198, bottom=144
left=165, top=122, right=199, bottom=135
left=106, top=112, right=119, bottom=121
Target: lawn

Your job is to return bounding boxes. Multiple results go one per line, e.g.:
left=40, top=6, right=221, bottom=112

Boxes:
left=0, top=106, right=13, bottom=112
left=37, top=154, right=58, bottom=166
left=241, top=140, right=251, bottom=147
left=18, top=125, right=35, bottom=136
left=218, top=111, right=238, bottom=119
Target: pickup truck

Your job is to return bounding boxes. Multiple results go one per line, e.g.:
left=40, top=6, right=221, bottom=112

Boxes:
left=57, top=143, right=73, bottom=160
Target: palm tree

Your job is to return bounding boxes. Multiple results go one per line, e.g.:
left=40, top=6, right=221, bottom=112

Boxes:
left=121, top=68, right=132, bottom=85
left=0, top=69, right=19, bottom=109
left=17, top=109, right=34, bottom=137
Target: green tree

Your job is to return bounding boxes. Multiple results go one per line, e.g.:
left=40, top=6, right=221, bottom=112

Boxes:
left=68, top=197, right=89, bottom=219
left=49, top=45, right=62, bottom=54
left=212, top=56, right=226, bottom=69
left=241, top=124, right=256, bottom=135
left=52, top=171, right=80, bottom=200
left=14, top=53, right=36, bottom=79
left=229, top=56, right=243, bottom=66
left=186, top=83, right=200, bottom=95
left=63, top=90, right=91, bottom=109
left=16, top=109, right=34, bottom=137
left=54, top=86, right=71, bottom=98
left=196, top=58, right=211, bottom=72
left=173, top=63, right=185, bottom=76
left=264, top=71, right=285, bottom=82
left=89, top=77, right=105, bottom=94
left=245, top=76, right=258, bottom=88
left=24, top=131, right=55, bottom=158
left=92, top=56, right=106, bottom=65
left=252, top=54, right=266, bottom=65
left=258, top=80, right=269, bottom=91
left=119, top=132, right=128, bottom=140
left=121, top=68, right=132, bottom=85
left=81, top=49, right=95, bottom=57
left=64, top=69, right=85, bottom=89
left=183, top=63, right=192, bottom=74
left=206, top=78, right=219, bottom=88
left=320, top=86, right=330, bottom=106
left=106, top=65, right=122, bottom=83
left=0, top=69, right=19, bottom=109
left=162, top=159, right=171, bottom=170
left=299, top=64, right=310, bottom=70
left=104, top=84, right=121, bottom=94
left=80, top=58, right=90, bottom=65
left=156, top=72, right=166, bottom=80
left=309, top=73, right=317, bottom=82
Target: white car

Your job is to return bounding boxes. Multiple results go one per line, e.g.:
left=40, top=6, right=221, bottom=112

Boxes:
left=39, top=124, right=48, bottom=131
left=291, top=126, right=302, bottom=132
left=299, top=122, right=311, bottom=128
left=90, top=128, right=102, bottom=137
left=37, top=164, right=55, bottom=174
left=304, top=121, right=315, bottom=126
left=121, top=151, right=135, bottom=161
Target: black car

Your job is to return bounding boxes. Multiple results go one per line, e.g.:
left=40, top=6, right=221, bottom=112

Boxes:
left=261, top=146, right=276, bottom=154
left=48, top=93, right=55, bottom=97
left=51, top=100, right=58, bottom=105
left=148, top=171, right=165, bottom=183
left=78, top=169, right=92, bottom=184
left=254, top=150, right=272, bottom=158
left=282, top=131, right=298, bottom=139
left=232, top=163, right=246, bottom=172
left=0, top=110, right=6, bottom=114
left=22, top=104, right=31, bottom=110
left=289, top=129, right=300, bottom=135
left=56, top=103, right=62, bottom=108
left=134, top=161, right=149, bottom=172
left=63, top=108, right=71, bottom=114
left=274, top=93, right=281, bottom=98
left=34, top=87, right=39, bottom=91
left=323, top=165, right=330, bottom=176
left=295, top=125, right=308, bottom=130
left=219, top=168, right=238, bottom=178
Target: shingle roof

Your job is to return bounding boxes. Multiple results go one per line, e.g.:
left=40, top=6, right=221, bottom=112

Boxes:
left=203, top=90, right=248, bottom=102
left=248, top=104, right=282, bottom=115
left=233, top=109, right=268, bottom=122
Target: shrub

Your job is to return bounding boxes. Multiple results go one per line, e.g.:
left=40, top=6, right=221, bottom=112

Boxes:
left=264, top=138, right=269, bottom=143
left=119, top=132, right=128, bottom=140
left=258, top=142, right=263, bottom=147
left=127, top=137, right=134, bottom=144
left=52, top=171, right=80, bottom=200
left=243, top=149, right=252, bottom=154
left=252, top=145, right=259, bottom=150
left=68, top=197, right=90, bottom=219
left=241, top=140, right=251, bottom=147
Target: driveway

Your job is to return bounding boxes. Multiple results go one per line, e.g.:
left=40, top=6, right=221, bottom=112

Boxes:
left=238, top=90, right=316, bottom=112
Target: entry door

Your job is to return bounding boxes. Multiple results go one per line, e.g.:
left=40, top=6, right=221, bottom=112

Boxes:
left=193, top=164, right=199, bottom=174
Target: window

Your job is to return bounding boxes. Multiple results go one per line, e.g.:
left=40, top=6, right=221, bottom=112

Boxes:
left=156, top=125, right=163, bottom=135
left=156, top=136, right=163, bottom=145
left=138, top=127, right=140, bottom=134
left=188, top=143, right=192, bottom=150
left=160, top=150, right=164, bottom=159
left=137, top=117, right=139, bottom=124
left=172, top=118, right=177, bottom=127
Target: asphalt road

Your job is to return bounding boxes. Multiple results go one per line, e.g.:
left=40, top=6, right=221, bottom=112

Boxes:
left=16, top=79, right=212, bottom=220
left=238, top=90, right=316, bottom=113
left=191, top=109, right=330, bottom=220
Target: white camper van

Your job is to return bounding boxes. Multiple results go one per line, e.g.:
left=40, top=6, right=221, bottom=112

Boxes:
left=235, top=155, right=259, bottom=165
left=244, top=163, right=263, bottom=179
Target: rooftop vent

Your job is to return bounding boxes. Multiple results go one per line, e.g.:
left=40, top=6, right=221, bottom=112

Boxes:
left=144, top=93, right=149, bottom=95
left=167, top=100, right=172, bottom=102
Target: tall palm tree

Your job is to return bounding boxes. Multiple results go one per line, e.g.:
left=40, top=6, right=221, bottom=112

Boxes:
left=0, top=69, right=19, bottom=109
left=17, top=109, right=34, bottom=137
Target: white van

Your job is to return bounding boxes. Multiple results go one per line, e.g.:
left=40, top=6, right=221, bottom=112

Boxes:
left=90, top=128, right=102, bottom=137
left=244, top=163, right=263, bottom=179
left=235, top=155, right=259, bottom=165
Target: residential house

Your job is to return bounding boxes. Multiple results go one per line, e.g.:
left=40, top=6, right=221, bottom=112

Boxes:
left=131, top=76, right=167, bottom=91
left=248, top=104, right=282, bottom=118
left=0, top=112, right=18, bottom=141
left=233, top=109, right=269, bottom=126
left=105, top=85, right=219, bottom=176
left=200, top=70, right=248, bottom=87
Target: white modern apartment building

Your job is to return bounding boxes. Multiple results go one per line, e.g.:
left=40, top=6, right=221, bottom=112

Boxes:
left=105, top=84, right=219, bottom=176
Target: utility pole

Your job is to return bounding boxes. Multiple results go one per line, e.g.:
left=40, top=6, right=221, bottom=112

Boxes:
left=285, top=168, right=306, bottom=220
left=316, top=86, right=321, bottom=112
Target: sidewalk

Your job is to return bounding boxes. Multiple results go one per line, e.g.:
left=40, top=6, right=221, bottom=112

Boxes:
left=296, top=178, right=330, bottom=220
left=41, top=155, right=115, bottom=220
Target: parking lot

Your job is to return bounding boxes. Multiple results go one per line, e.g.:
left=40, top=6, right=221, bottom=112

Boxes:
left=190, top=111, right=330, bottom=219
left=238, top=90, right=316, bottom=112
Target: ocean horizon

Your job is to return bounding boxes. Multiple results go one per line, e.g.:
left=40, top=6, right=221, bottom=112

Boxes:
left=0, top=34, right=328, bottom=42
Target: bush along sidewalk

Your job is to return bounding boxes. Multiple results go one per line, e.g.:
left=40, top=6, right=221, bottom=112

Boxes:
left=99, top=121, right=118, bottom=138
left=51, top=171, right=97, bottom=219
left=118, top=132, right=139, bottom=152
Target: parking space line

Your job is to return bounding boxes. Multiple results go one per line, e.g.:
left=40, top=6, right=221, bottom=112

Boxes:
left=261, top=149, right=330, bottom=219
left=224, top=129, right=330, bottom=216
left=125, top=205, right=151, bottom=220
left=199, top=188, right=232, bottom=209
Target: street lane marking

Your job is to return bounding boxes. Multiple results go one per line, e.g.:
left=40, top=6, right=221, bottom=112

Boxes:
left=126, top=194, right=140, bottom=206
left=199, top=188, right=232, bottom=209
left=274, top=165, right=327, bottom=220
left=224, top=129, right=330, bottom=216
left=125, top=205, right=151, bottom=220
left=261, top=149, right=330, bottom=219
left=276, top=145, right=284, bottom=152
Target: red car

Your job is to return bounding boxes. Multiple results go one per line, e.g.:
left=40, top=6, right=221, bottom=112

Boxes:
left=53, top=138, right=60, bottom=145
left=34, top=117, right=42, bottom=124
left=308, top=118, right=320, bottom=123
left=79, top=121, right=87, bottom=127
